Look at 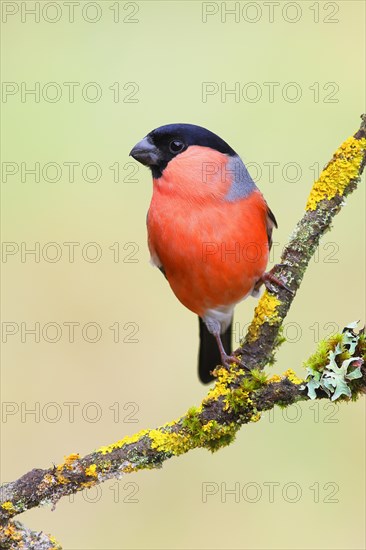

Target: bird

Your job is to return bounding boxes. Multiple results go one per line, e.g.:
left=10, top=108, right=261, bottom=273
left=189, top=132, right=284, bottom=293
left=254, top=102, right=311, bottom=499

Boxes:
left=130, top=123, right=279, bottom=383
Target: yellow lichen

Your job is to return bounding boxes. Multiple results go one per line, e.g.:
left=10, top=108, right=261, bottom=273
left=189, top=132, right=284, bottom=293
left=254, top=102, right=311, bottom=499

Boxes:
left=55, top=473, right=70, bottom=485
left=43, top=473, right=54, bottom=484
left=54, top=453, right=81, bottom=484
left=247, top=291, right=281, bottom=341
left=284, top=368, right=304, bottom=385
left=149, top=429, right=191, bottom=455
left=202, top=365, right=246, bottom=407
left=306, top=136, right=366, bottom=210
left=85, top=464, right=98, bottom=478
left=122, top=464, right=138, bottom=473
left=1, top=501, right=15, bottom=513
left=91, top=355, right=304, bottom=465
left=49, top=534, right=62, bottom=549
left=267, top=374, right=281, bottom=383
left=215, top=366, right=242, bottom=384
left=97, top=429, right=150, bottom=455
left=203, top=380, right=230, bottom=403
left=58, top=453, right=80, bottom=470
left=201, top=420, right=233, bottom=437
left=80, top=481, right=96, bottom=489
left=98, top=425, right=195, bottom=458
left=199, top=420, right=239, bottom=451
left=0, top=522, right=22, bottom=542
left=250, top=411, right=261, bottom=422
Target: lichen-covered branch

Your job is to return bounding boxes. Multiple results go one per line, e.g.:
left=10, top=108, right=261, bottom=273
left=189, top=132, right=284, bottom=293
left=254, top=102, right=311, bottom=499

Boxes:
left=1, top=115, right=365, bottom=549
left=0, top=520, right=61, bottom=550
left=239, top=115, right=366, bottom=370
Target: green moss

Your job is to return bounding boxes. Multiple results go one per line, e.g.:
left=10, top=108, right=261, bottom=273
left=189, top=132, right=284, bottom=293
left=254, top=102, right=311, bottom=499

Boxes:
left=305, top=324, right=364, bottom=401
left=182, top=407, right=201, bottom=430
left=201, top=420, right=239, bottom=452
left=268, top=326, right=286, bottom=366
left=240, top=378, right=257, bottom=392
left=304, top=333, right=343, bottom=373
left=250, top=369, right=268, bottom=387
left=357, top=332, right=366, bottom=360
left=182, top=407, right=206, bottom=445
left=224, top=388, right=250, bottom=413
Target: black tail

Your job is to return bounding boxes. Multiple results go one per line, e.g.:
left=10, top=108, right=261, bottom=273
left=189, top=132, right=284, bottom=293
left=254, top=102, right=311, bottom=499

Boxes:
left=198, top=317, right=232, bottom=384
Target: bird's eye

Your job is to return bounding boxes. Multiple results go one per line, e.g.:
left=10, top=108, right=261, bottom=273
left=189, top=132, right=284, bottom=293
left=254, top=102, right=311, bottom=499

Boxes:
left=169, top=140, right=185, bottom=153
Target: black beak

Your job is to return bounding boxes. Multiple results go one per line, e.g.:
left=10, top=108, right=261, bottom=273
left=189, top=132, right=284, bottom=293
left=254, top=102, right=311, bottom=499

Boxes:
left=129, top=137, right=160, bottom=166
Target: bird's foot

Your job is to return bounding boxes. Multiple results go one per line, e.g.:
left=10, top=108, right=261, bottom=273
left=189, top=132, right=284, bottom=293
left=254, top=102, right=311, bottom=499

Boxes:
left=257, top=265, right=294, bottom=295
left=220, top=352, right=242, bottom=370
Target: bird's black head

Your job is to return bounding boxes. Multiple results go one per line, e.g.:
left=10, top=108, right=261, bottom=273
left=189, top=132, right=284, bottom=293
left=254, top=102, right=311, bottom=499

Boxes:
left=130, top=123, right=237, bottom=178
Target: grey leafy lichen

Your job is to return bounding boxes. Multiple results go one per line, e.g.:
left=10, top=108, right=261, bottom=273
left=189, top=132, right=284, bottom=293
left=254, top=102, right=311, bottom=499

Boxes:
left=305, top=322, right=363, bottom=401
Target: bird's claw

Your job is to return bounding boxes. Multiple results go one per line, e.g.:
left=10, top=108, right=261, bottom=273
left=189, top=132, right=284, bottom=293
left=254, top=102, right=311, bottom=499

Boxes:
left=260, top=267, right=294, bottom=295
left=220, top=353, right=241, bottom=370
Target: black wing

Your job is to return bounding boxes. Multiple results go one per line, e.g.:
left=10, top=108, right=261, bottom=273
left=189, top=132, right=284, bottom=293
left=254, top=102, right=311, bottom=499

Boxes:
left=266, top=205, right=278, bottom=250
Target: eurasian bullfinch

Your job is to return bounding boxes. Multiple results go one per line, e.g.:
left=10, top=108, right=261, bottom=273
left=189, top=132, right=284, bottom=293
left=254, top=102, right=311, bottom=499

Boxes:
left=130, top=123, right=278, bottom=383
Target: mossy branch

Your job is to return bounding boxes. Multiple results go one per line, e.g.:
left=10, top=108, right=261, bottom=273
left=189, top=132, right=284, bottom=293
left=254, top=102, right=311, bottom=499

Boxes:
left=1, top=115, right=366, bottom=549
left=0, top=521, right=61, bottom=550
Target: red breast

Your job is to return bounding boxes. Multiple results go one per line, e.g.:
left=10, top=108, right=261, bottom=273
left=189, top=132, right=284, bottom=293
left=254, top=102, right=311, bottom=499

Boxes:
left=147, top=147, right=269, bottom=317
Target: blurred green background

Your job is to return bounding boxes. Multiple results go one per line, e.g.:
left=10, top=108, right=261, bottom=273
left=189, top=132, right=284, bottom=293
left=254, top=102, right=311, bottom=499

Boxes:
left=1, top=1, right=365, bottom=548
